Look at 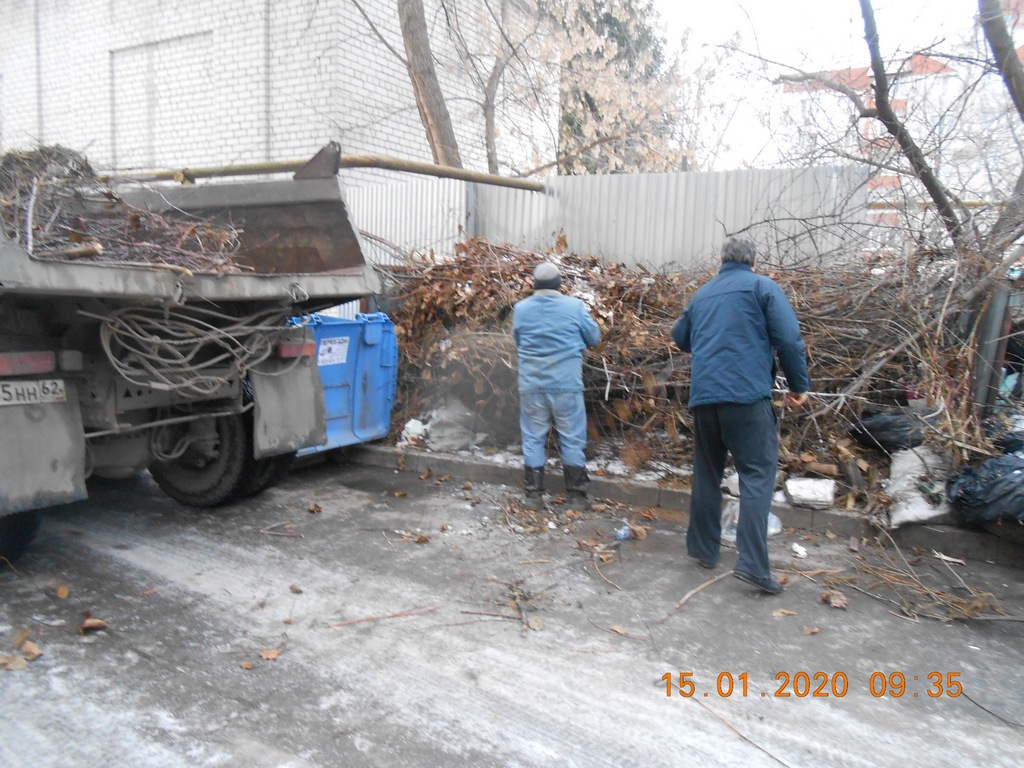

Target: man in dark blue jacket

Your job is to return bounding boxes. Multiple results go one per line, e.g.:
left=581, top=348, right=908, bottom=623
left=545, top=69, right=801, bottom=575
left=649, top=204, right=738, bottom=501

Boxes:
left=672, top=238, right=809, bottom=594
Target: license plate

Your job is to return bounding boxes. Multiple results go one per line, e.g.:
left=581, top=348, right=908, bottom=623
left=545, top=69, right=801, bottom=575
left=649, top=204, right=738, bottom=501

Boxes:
left=0, top=378, right=67, bottom=406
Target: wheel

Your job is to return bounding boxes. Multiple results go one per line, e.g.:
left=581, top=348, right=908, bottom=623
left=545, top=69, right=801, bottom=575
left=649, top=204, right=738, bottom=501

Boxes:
left=0, top=512, right=42, bottom=564
left=149, top=413, right=248, bottom=507
left=233, top=451, right=296, bottom=499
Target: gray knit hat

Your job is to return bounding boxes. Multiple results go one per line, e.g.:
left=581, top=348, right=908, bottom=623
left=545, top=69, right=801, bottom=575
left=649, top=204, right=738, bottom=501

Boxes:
left=533, top=261, right=562, bottom=290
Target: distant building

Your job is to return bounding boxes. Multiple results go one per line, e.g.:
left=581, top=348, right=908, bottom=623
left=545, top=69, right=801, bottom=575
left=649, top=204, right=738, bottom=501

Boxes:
left=779, top=2, right=1024, bottom=259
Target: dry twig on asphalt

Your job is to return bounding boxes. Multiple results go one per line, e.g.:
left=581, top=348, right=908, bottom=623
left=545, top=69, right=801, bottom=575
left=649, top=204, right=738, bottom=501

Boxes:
left=328, top=605, right=440, bottom=628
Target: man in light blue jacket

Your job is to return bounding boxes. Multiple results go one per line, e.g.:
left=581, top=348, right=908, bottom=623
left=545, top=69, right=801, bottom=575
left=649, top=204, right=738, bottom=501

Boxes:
left=513, top=262, right=602, bottom=510
left=673, top=238, right=809, bottom=594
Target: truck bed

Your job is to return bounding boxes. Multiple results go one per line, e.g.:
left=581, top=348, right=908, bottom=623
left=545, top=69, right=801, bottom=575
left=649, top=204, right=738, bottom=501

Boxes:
left=0, top=176, right=379, bottom=307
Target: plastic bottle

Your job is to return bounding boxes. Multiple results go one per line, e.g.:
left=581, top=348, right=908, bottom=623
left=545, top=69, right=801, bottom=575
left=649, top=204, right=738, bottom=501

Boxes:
left=615, top=524, right=632, bottom=541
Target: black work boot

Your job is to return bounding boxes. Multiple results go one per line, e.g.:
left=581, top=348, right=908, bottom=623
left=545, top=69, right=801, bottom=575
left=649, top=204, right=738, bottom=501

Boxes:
left=523, top=466, right=545, bottom=510
left=563, top=465, right=592, bottom=512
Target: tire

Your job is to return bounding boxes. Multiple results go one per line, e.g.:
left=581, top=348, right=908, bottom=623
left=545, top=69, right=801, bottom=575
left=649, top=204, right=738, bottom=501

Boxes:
left=233, top=451, right=296, bottom=499
left=0, top=512, right=42, bottom=564
left=149, top=413, right=248, bottom=508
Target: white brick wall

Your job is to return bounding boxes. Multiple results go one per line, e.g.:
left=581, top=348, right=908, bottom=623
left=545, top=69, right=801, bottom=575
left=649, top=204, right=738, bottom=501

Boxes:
left=0, top=0, right=545, bottom=184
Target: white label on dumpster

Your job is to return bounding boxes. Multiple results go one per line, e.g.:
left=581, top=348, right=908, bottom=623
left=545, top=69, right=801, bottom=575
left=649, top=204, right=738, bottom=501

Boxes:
left=318, top=337, right=350, bottom=366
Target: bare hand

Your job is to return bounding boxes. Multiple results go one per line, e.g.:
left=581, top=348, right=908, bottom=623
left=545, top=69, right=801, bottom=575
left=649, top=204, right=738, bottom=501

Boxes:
left=785, top=392, right=808, bottom=408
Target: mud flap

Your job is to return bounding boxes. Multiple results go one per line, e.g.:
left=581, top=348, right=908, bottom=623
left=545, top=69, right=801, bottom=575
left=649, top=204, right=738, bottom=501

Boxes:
left=249, top=359, right=327, bottom=458
left=0, top=389, right=87, bottom=514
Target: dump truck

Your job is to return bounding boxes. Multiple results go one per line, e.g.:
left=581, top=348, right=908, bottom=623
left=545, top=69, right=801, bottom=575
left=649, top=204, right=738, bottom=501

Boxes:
left=0, top=143, right=381, bottom=562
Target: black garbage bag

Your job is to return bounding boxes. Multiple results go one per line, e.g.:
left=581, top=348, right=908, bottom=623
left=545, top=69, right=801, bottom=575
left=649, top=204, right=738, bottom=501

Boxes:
left=849, top=407, right=936, bottom=451
left=946, top=455, right=1024, bottom=525
left=982, top=411, right=1024, bottom=454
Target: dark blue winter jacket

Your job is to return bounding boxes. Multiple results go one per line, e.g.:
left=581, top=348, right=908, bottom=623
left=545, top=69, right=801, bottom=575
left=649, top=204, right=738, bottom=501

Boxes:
left=672, top=262, right=809, bottom=407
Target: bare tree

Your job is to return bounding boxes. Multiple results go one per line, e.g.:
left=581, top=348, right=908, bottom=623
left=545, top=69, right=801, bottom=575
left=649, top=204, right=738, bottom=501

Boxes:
left=398, top=0, right=463, bottom=167
left=858, top=0, right=965, bottom=246
left=354, top=0, right=716, bottom=176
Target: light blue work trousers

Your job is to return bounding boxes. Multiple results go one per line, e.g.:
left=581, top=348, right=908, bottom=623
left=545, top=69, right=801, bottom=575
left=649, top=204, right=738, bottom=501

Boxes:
left=519, top=390, right=587, bottom=468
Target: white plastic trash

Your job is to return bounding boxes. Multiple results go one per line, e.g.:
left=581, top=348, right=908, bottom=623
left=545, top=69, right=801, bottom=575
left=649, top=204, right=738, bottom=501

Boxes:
left=720, top=499, right=782, bottom=544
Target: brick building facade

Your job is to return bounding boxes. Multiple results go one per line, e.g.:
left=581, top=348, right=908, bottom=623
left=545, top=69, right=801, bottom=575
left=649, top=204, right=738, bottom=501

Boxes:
left=0, top=0, right=540, bottom=182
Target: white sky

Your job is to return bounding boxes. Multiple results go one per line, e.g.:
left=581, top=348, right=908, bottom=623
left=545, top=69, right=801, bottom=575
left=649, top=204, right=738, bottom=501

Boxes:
left=650, top=0, right=985, bottom=168
left=654, top=0, right=979, bottom=71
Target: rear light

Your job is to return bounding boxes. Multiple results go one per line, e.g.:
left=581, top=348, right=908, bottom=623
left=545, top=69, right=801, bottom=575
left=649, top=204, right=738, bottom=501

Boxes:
left=0, top=351, right=57, bottom=376
left=277, top=341, right=317, bottom=359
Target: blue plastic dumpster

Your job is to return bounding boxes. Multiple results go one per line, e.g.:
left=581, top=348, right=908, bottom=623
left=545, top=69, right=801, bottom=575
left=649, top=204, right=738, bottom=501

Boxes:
left=296, top=312, right=398, bottom=456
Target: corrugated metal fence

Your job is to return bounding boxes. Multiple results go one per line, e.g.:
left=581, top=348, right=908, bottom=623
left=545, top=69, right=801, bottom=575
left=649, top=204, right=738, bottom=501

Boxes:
left=346, top=165, right=870, bottom=271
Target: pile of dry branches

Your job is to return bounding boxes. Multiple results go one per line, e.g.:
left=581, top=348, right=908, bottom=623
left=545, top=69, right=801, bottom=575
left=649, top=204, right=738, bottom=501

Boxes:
left=379, top=238, right=996, bottom=503
left=0, top=146, right=243, bottom=273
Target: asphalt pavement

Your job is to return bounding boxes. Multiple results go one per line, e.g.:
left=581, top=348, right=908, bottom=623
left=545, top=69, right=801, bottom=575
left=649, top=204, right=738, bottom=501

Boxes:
left=2, top=450, right=1023, bottom=767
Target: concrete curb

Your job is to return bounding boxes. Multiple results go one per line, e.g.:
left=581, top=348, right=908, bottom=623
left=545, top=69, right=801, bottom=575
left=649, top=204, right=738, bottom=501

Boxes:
left=347, top=444, right=1024, bottom=569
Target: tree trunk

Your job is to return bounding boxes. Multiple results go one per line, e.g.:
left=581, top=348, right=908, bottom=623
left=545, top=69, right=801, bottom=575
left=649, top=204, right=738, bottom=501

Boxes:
left=859, top=0, right=964, bottom=247
left=398, top=0, right=463, bottom=168
left=979, top=0, right=1024, bottom=248
left=483, top=55, right=509, bottom=174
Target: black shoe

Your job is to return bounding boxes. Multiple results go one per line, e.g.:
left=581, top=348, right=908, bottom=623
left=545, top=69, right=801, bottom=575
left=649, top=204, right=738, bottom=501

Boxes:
left=698, top=560, right=718, bottom=570
left=733, top=569, right=783, bottom=595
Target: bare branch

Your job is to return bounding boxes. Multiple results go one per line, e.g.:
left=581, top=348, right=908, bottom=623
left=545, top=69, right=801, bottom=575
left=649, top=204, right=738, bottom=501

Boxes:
left=350, top=0, right=407, bottom=67
left=859, top=0, right=964, bottom=245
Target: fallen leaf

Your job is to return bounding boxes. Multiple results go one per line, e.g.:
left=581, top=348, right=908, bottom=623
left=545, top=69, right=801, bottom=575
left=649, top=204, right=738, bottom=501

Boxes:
left=436, top=474, right=451, bottom=483
left=56, top=584, right=70, bottom=599
left=20, top=641, right=42, bottom=660
left=141, top=588, right=160, bottom=596
left=79, top=618, right=108, bottom=634
left=609, top=624, right=629, bottom=635
left=283, top=619, right=295, bottom=625
left=596, top=550, right=616, bottom=564
left=527, top=616, right=544, bottom=631
left=308, top=503, right=323, bottom=514
left=419, top=469, right=432, bottom=481
left=12, top=629, right=30, bottom=650
left=414, top=534, right=431, bottom=544
left=824, top=530, right=837, bottom=540
left=240, top=661, right=255, bottom=670
left=802, top=626, right=823, bottom=635
left=848, top=536, right=860, bottom=552
left=820, top=590, right=848, bottom=610
left=772, top=609, right=798, bottom=618
left=462, top=481, right=473, bottom=490
left=591, top=503, right=609, bottom=513
left=393, top=490, right=408, bottom=497
left=260, top=648, right=282, bottom=661
left=594, top=468, right=608, bottom=476
left=576, top=538, right=600, bottom=551
left=627, top=522, right=650, bottom=540
left=289, top=584, right=303, bottom=594
left=439, top=523, right=450, bottom=532
left=0, top=654, right=28, bottom=671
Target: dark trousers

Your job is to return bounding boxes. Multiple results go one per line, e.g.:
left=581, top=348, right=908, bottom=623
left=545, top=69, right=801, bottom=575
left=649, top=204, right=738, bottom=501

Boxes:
left=687, top=400, right=778, bottom=580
